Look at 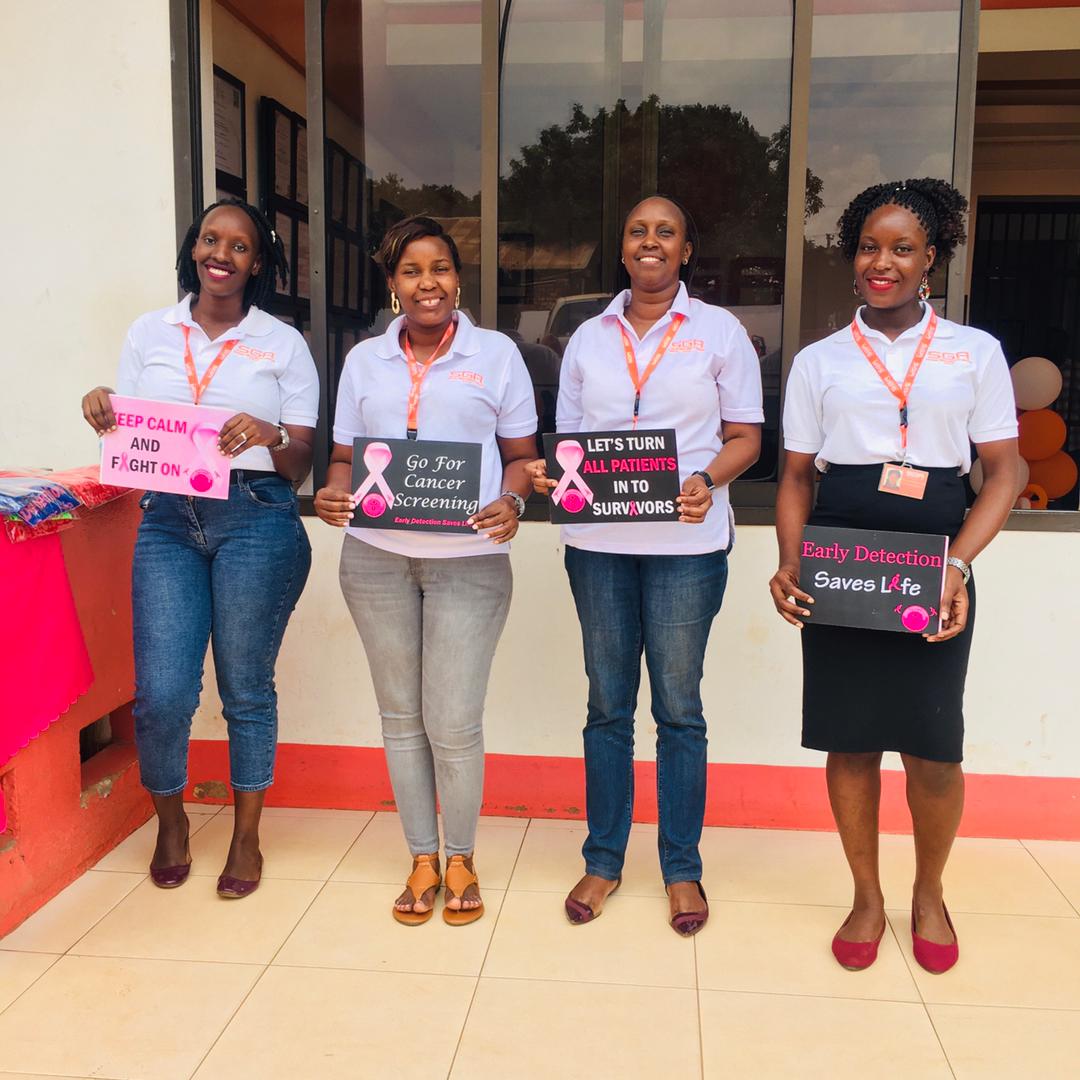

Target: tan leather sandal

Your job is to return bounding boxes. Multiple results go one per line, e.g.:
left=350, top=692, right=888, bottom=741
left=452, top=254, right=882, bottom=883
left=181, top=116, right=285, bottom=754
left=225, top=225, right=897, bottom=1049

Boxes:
left=392, top=854, right=441, bottom=926
left=443, top=854, right=484, bottom=926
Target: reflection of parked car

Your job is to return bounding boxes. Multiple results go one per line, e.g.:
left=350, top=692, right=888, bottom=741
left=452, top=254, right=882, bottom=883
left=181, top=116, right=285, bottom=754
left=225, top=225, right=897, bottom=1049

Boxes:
left=545, top=294, right=612, bottom=348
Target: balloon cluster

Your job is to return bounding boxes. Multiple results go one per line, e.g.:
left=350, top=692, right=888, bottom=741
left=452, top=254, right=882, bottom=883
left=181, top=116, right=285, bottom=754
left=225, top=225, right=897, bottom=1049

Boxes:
left=971, top=356, right=1075, bottom=510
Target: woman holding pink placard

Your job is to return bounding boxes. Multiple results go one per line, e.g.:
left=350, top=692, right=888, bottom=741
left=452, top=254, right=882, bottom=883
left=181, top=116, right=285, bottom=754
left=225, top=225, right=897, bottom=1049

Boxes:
left=314, top=216, right=536, bottom=926
left=81, top=198, right=318, bottom=899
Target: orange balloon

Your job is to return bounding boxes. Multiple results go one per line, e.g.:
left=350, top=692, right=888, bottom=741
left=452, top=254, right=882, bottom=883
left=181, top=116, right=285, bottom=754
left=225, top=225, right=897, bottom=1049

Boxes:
left=1028, top=452, right=1079, bottom=500
left=1021, top=483, right=1049, bottom=510
left=1018, top=409, right=1066, bottom=462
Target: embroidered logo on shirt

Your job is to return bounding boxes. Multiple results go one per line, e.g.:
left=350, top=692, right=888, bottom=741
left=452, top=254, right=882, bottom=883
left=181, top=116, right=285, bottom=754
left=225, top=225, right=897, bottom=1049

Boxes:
left=667, top=338, right=705, bottom=353
left=925, top=350, right=971, bottom=365
left=450, top=370, right=484, bottom=386
left=234, top=344, right=276, bottom=362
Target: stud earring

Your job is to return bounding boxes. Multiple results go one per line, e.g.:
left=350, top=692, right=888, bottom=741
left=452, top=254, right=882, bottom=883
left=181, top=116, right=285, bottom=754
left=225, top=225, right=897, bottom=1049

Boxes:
left=455, top=286, right=461, bottom=310
left=391, top=292, right=400, bottom=315
left=918, top=273, right=931, bottom=302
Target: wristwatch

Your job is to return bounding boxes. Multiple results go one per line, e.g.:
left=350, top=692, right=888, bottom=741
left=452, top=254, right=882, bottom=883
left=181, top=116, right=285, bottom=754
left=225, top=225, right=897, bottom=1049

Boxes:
left=946, top=556, right=971, bottom=584
left=501, top=490, right=526, bottom=518
left=270, top=424, right=290, bottom=452
left=691, top=469, right=715, bottom=490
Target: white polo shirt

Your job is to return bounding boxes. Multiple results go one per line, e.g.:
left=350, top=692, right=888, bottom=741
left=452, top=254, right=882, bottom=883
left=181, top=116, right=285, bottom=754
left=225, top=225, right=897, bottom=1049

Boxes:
left=556, top=283, right=764, bottom=556
left=333, top=311, right=537, bottom=559
left=783, top=305, right=1018, bottom=472
left=116, top=295, right=320, bottom=471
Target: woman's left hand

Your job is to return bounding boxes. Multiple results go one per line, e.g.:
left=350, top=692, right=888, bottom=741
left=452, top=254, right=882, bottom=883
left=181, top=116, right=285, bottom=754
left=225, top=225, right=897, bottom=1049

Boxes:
left=468, top=496, right=520, bottom=544
left=925, top=566, right=968, bottom=643
left=677, top=473, right=712, bottom=524
left=218, top=413, right=280, bottom=457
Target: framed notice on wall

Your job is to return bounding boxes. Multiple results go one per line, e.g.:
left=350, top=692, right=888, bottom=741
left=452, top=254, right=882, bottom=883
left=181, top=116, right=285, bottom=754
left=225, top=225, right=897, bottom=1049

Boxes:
left=213, top=66, right=246, bottom=200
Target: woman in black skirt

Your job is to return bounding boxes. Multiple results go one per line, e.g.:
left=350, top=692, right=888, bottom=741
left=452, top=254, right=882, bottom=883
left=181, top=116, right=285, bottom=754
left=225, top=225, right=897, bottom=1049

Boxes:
left=769, top=179, right=1019, bottom=974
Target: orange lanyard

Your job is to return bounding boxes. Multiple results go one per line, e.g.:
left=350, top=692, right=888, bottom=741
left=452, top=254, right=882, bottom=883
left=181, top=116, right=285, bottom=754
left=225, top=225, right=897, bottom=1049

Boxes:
left=181, top=325, right=239, bottom=405
left=402, top=320, right=456, bottom=439
left=619, top=313, right=685, bottom=429
left=850, top=309, right=938, bottom=452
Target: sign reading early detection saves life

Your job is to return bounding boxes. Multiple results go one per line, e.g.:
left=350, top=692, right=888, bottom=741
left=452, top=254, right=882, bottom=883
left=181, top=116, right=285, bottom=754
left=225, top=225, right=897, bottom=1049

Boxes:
left=800, top=525, right=950, bottom=634
left=100, top=395, right=235, bottom=500
left=350, top=436, right=482, bottom=533
left=543, top=429, right=681, bottom=524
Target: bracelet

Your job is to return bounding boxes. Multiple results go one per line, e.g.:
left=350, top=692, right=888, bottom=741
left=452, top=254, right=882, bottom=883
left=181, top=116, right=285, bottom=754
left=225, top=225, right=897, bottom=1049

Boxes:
left=501, top=490, right=526, bottom=518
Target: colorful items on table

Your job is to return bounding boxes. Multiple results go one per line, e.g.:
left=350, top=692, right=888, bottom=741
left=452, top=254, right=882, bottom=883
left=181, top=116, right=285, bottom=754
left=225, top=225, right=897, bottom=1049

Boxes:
left=0, top=467, right=130, bottom=542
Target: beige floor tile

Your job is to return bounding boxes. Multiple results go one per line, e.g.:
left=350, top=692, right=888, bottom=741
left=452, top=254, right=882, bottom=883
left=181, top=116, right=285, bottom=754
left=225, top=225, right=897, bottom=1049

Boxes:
left=189, top=813, right=365, bottom=880
left=217, top=805, right=375, bottom=822
left=878, top=834, right=1076, bottom=917
left=452, top=977, right=699, bottom=1079
left=1022, top=839, right=1080, bottom=913
left=332, top=813, right=525, bottom=889
left=184, top=802, right=221, bottom=815
left=0, top=1074, right=86, bottom=1079
left=192, top=965, right=472, bottom=1080
left=72, top=876, right=321, bottom=964
left=700, top=990, right=952, bottom=1080
left=0, top=871, right=144, bottom=953
left=92, top=812, right=216, bottom=874
left=483, top=889, right=695, bottom=988
left=0, top=954, right=260, bottom=1080
left=930, top=1003, right=1080, bottom=1078
left=0, top=951, right=57, bottom=1012
left=522, top=815, right=590, bottom=830
left=696, top=902, right=919, bottom=1002
left=889, top=908, right=1080, bottom=1009
left=274, top=881, right=503, bottom=976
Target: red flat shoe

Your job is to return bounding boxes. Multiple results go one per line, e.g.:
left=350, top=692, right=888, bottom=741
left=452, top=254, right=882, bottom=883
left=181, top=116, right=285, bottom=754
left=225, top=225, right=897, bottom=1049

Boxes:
left=149, top=819, right=191, bottom=889
left=564, top=876, right=621, bottom=925
left=831, top=912, right=886, bottom=971
left=217, top=854, right=263, bottom=899
left=668, top=881, right=709, bottom=937
left=911, top=903, right=959, bottom=974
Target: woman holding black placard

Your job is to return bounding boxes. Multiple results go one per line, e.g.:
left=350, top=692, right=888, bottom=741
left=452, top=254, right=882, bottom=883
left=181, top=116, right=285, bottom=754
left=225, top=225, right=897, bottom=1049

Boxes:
left=528, top=196, right=763, bottom=934
left=770, top=179, right=1019, bottom=973
left=314, top=216, right=536, bottom=925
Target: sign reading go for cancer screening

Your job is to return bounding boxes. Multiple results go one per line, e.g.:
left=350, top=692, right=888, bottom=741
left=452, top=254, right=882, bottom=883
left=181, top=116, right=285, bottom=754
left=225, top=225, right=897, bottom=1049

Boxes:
left=350, top=436, right=482, bottom=533
left=543, top=428, right=681, bottom=524
left=100, top=395, right=235, bottom=500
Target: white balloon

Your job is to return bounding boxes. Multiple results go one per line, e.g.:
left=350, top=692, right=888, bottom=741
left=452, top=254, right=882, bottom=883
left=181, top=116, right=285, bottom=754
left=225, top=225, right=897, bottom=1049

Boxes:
left=1017, top=455, right=1030, bottom=495
left=970, top=455, right=1029, bottom=496
left=1011, top=356, right=1063, bottom=411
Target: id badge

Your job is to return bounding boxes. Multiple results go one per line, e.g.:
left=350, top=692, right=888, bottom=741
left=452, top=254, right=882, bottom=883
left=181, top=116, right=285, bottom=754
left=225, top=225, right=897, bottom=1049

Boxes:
left=878, top=463, right=928, bottom=500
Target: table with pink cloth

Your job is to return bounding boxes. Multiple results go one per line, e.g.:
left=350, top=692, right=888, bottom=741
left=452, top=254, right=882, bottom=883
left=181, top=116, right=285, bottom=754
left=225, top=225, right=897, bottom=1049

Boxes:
left=0, top=530, right=93, bottom=831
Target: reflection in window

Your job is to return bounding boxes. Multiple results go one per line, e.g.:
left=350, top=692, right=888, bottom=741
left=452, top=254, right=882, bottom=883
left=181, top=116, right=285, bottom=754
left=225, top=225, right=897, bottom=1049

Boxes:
left=499, top=0, right=796, bottom=479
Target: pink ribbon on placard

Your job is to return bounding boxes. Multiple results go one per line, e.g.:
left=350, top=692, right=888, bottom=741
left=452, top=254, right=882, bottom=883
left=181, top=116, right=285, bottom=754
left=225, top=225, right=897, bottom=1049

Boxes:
left=352, top=442, right=396, bottom=518
left=190, top=424, right=224, bottom=493
left=551, top=440, right=595, bottom=514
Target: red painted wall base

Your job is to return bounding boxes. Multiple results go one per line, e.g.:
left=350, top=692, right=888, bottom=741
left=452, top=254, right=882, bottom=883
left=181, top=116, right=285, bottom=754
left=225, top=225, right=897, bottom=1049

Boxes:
left=186, top=741, right=1080, bottom=841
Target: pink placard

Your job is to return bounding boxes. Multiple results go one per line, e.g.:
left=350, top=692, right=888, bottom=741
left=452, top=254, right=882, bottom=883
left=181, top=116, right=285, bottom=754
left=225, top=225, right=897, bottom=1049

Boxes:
left=100, top=395, right=235, bottom=500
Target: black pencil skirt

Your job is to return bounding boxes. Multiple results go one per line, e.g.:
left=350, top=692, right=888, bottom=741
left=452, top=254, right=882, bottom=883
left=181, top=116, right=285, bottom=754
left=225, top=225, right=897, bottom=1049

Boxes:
left=800, top=464, right=975, bottom=764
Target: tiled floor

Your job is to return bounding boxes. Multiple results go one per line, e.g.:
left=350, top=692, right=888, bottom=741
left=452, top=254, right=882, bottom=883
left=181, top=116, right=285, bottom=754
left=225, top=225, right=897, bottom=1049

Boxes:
left=1, top=806, right=1078, bottom=1080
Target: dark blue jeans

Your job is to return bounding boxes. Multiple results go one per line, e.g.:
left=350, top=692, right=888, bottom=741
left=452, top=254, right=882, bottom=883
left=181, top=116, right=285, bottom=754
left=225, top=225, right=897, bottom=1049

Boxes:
left=132, top=472, right=311, bottom=795
left=564, top=545, right=728, bottom=885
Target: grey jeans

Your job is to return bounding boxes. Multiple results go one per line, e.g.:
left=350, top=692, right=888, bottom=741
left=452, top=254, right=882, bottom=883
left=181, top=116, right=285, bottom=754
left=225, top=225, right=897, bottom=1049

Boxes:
left=339, top=536, right=512, bottom=857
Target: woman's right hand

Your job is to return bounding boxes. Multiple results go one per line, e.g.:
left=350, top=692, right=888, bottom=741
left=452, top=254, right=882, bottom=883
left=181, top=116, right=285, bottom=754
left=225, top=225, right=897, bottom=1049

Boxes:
left=81, top=386, right=117, bottom=435
left=768, top=564, right=814, bottom=628
left=314, top=485, right=355, bottom=527
left=525, top=458, right=556, bottom=496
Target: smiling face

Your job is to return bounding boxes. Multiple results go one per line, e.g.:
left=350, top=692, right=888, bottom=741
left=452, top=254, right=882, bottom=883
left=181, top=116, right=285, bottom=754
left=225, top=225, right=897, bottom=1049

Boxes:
left=191, top=205, right=261, bottom=302
left=621, top=197, right=692, bottom=292
left=853, top=203, right=935, bottom=312
left=388, top=235, right=460, bottom=329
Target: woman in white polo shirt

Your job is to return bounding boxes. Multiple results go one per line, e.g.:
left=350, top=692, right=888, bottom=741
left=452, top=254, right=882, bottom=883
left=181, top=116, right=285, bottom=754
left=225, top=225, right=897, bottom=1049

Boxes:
left=529, top=196, right=764, bottom=934
left=770, top=179, right=1019, bottom=974
left=81, top=198, right=319, bottom=898
left=314, top=216, right=536, bottom=925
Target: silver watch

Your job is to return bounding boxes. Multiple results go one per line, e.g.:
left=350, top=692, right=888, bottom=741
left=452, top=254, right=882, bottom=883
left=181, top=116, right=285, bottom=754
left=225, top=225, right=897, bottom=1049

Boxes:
left=946, top=556, right=971, bottom=584
left=270, top=424, right=290, bottom=452
left=501, top=490, right=526, bottom=518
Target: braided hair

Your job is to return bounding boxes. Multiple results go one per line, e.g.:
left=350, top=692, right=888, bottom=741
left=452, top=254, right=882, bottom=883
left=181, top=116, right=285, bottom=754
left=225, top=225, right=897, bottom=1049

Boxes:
left=176, top=197, right=288, bottom=311
left=837, top=178, right=968, bottom=274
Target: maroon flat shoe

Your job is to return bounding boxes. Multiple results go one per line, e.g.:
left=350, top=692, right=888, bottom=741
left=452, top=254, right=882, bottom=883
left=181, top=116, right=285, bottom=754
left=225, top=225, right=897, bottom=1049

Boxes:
left=832, top=912, right=887, bottom=971
left=149, top=819, right=191, bottom=889
left=911, top=902, right=959, bottom=974
left=669, top=881, right=709, bottom=937
left=217, top=854, right=263, bottom=899
left=564, top=876, right=621, bottom=925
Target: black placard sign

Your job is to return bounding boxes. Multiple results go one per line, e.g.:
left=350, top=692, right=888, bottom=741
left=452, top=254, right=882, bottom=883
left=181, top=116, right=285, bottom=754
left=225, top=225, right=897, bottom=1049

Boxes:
left=350, top=437, right=481, bottom=533
left=799, top=525, right=949, bottom=634
left=543, top=428, right=681, bottom=524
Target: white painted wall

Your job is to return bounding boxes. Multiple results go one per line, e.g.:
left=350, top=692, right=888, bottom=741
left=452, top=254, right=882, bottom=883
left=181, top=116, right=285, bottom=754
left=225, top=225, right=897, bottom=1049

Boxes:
left=0, top=1, right=177, bottom=471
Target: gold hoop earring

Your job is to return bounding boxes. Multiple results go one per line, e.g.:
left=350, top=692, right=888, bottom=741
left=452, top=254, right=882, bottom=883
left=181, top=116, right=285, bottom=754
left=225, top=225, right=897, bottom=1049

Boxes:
left=918, top=273, right=931, bottom=302
left=455, top=286, right=461, bottom=310
left=852, top=278, right=861, bottom=297
left=391, top=292, right=400, bottom=315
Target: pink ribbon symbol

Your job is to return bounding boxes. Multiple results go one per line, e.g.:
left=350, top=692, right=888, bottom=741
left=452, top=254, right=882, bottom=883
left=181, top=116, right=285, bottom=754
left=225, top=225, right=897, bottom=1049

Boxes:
left=117, top=452, right=131, bottom=472
left=190, top=424, right=223, bottom=493
left=551, top=440, right=594, bottom=514
left=352, top=442, right=396, bottom=518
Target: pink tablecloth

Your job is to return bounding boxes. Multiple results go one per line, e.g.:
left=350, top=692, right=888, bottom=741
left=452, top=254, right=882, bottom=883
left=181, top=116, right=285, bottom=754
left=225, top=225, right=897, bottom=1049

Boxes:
left=0, top=530, right=93, bottom=831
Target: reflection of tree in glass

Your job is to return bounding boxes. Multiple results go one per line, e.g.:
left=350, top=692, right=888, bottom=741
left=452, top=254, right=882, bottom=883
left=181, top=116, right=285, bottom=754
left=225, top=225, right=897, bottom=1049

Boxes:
left=368, top=173, right=480, bottom=253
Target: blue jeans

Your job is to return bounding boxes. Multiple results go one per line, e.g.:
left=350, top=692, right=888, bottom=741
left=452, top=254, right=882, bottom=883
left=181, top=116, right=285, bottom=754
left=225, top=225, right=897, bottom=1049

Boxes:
left=564, top=545, right=728, bottom=885
left=132, top=472, right=311, bottom=796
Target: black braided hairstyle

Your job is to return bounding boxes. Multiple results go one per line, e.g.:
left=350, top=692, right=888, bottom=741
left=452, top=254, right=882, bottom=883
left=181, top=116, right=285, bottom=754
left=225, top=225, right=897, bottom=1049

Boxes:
left=176, top=197, right=288, bottom=311
left=616, top=194, right=701, bottom=291
left=837, top=178, right=968, bottom=276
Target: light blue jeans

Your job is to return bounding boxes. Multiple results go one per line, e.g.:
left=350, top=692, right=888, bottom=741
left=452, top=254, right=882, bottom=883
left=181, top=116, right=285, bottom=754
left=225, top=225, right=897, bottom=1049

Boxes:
left=339, top=536, right=512, bottom=857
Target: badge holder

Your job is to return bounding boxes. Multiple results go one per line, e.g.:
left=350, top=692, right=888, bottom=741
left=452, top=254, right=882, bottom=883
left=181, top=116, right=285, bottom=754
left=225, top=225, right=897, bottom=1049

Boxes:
left=878, top=453, right=929, bottom=500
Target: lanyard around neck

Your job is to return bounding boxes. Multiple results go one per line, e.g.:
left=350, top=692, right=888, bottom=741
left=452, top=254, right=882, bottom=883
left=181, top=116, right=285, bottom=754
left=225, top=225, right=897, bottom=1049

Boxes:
left=402, top=319, right=456, bottom=439
left=181, top=324, right=239, bottom=405
left=618, top=313, right=685, bottom=429
left=850, top=309, right=938, bottom=453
